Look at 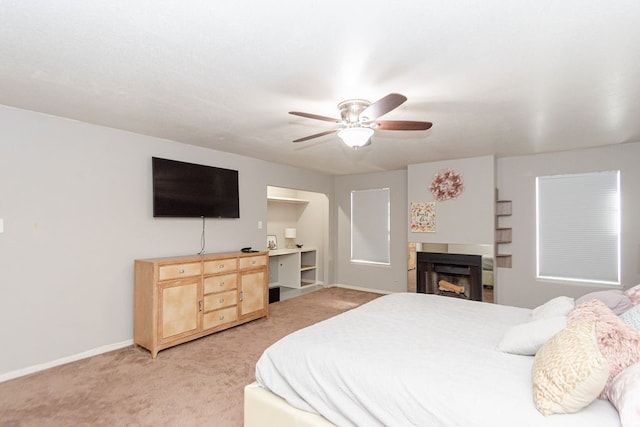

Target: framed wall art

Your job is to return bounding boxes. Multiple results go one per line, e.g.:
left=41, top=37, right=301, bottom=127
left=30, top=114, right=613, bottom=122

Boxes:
left=410, top=201, right=436, bottom=233
left=267, top=235, right=278, bottom=250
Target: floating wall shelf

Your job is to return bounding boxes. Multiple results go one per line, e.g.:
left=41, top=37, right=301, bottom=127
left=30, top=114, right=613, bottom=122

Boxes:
left=267, top=196, right=309, bottom=204
left=495, top=199, right=512, bottom=268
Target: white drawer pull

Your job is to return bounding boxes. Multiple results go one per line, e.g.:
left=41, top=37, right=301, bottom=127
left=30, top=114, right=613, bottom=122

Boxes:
left=219, top=298, right=224, bottom=303
left=218, top=264, right=224, bottom=269
left=219, top=315, right=225, bottom=320
left=251, top=260, right=256, bottom=265
left=179, top=269, right=185, bottom=274
left=219, top=281, right=225, bottom=286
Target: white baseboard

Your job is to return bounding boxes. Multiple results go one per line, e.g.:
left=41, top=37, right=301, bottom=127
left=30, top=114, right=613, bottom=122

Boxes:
left=327, top=283, right=392, bottom=295
left=0, top=339, right=133, bottom=383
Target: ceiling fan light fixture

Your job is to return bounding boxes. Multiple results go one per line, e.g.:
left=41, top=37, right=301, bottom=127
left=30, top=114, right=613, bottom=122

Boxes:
left=290, top=93, right=430, bottom=146
left=338, top=127, right=374, bottom=149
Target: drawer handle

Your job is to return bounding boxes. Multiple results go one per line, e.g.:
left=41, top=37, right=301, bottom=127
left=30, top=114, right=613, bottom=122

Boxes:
left=251, top=260, right=256, bottom=265
left=199, top=301, right=203, bottom=312
left=179, top=269, right=185, bottom=274
left=218, top=264, right=224, bottom=269
left=240, top=291, right=244, bottom=302
left=219, top=298, right=224, bottom=303
left=219, top=281, right=225, bottom=286
left=219, top=315, right=225, bottom=320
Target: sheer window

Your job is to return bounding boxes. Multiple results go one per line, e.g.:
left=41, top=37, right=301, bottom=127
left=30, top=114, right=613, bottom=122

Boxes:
left=536, top=171, right=620, bottom=285
left=351, top=188, right=390, bottom=265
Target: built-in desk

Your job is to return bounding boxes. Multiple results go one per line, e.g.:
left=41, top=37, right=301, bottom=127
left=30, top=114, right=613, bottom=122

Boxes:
left=268, top=247, right=320, bottom=289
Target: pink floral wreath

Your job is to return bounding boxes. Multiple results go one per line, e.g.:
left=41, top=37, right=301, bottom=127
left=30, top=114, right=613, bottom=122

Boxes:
left=430, top=168, right=464, bottom=201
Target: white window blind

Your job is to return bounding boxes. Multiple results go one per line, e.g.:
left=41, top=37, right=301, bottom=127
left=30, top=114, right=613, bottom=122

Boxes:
left=351, top=188, right=390, bottom=264
left=536, top=171, right=620, bottom=285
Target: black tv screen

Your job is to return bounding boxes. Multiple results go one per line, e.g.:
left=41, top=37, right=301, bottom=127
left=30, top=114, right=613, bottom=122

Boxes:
left=152, top=157, right=239, bottom=218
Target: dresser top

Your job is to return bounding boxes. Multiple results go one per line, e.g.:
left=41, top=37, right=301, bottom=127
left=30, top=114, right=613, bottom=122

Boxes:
left=136, top=251, right=267, bottom=264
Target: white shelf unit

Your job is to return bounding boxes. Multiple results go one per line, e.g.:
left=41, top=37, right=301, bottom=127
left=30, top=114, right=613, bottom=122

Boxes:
left=300, top=250, right=317, bottom=286
left=268, top=248, right=321, bottom=289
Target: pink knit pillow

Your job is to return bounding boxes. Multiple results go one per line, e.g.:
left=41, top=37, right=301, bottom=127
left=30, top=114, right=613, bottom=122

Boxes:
left=607, top=363, right=640, bottom=427
left=626, top=284, right=640, bottom=305
left=568, top=299, right=640, bottom=398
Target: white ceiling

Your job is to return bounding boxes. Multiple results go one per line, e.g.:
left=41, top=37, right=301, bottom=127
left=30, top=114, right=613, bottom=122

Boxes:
left=2, top=1, right=640, bottom=175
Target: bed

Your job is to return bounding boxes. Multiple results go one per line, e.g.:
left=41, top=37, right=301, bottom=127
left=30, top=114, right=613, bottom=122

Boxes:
left=245, top=292, right=624, bottom=426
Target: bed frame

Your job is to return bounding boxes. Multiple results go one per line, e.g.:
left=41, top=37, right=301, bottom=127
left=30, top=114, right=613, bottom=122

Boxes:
left=244, top=382, right=335, bottom=427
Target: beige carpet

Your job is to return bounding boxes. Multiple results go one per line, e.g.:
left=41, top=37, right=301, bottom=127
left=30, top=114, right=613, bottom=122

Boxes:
left=0, top=287, right=381, bottom=426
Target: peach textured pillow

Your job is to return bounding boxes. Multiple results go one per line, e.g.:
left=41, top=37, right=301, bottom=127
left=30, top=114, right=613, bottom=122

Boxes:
left=532, top=321, right=609, bottom=416
left=626, top=284, right=640, bottom=305
left=568, top=299, right=640, bottom=397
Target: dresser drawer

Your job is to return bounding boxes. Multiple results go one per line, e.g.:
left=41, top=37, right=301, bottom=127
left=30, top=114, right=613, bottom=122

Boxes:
left=203, top=258, right=237, bottom=275
left=239, top=255, right=267, bottom=270
left=203, top=290, right=237, bottom=311
left=203, top=273, right=237, bottom=294
left=158, top=262, right=201, bottom=281
left=203, top=306, right=238, bottom=330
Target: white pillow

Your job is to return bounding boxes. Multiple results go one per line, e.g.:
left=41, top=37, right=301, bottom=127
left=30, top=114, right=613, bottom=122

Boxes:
left=531, top=296, right=575, bottom=320
left=607, top=362, right=640, bottom=427
left=498, top=316, right=567, bottom=355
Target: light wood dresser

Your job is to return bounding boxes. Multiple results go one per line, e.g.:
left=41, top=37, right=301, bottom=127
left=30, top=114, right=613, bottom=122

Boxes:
left=134, top=251, right=268, bottom=358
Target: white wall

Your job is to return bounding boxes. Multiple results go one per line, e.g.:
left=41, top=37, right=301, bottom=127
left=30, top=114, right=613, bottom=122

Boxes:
left=0, top=105, right=333, bottom=377
left=334, top=170, right=408, bottom=293
left=496, top=142, right=640, bottom=308
left=5, top=101, right=638, bottom=377
left=407, top=155, right=495, bottom=245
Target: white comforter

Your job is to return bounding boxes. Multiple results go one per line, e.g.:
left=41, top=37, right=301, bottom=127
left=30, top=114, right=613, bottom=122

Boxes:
left=255, top=293, right=620, bottom=427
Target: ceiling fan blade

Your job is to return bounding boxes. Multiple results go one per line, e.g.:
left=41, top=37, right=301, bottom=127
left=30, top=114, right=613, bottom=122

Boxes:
left=376, top=120, right=433, bottom=131
left=293, top=129, right=338, bottom=143
left=289, top=111, right=340, bottom=123
left=361, top=93, right=407, bottom=120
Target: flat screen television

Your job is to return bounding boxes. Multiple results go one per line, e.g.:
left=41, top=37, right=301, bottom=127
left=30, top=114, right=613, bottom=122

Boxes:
left=152, top=157, right=240, bottom=218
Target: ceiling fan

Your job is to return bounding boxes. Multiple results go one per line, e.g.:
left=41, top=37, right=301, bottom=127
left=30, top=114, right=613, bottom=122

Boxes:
left=289, top=93, right=432, bottom=149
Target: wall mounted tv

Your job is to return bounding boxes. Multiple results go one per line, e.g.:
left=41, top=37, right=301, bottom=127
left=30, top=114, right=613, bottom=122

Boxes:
left=152, top=157, right=240, bottom=218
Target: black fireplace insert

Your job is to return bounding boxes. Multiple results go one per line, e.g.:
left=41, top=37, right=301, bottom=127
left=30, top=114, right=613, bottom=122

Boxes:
left=416, top=252, right=482, bottom=301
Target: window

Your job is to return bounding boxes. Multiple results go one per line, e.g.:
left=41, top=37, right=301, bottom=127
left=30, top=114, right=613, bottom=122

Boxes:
left=536, top=171, right=620, bottom=285
left=351, top=188, right=390, bottom=265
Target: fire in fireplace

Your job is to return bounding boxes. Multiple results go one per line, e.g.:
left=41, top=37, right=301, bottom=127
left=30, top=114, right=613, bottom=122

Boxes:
left=416, top=252, right=482, bottom=301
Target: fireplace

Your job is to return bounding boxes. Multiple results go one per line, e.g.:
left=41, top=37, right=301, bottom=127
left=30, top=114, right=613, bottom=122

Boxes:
left=416, top=252, right=482, bottom=301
